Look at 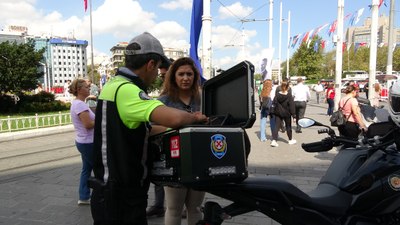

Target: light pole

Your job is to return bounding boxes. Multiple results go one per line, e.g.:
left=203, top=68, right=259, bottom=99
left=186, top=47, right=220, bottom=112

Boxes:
left=38, top=62, right=48, bottom=91
left=334, top=0, right=344, bottom=110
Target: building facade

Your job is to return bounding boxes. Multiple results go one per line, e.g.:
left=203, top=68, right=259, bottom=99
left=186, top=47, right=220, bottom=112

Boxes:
left=49, top=38, right=88, bottom=87
left=109, top=42, right=188, bottom=72
left=0, top=25, right=27, bottom=44
left=110, top=42, right=128, bottom=69
left=1, top=25, right=89, bottom=92
left=346, top=14, right=400, bottom=47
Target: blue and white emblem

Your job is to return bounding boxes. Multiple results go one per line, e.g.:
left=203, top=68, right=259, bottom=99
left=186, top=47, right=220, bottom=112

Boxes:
left=210, top=134, right=227, bottom=159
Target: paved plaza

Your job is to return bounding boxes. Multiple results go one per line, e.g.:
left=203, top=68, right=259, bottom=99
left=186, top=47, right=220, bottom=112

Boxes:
left=0, top=98, right=339, bottom=225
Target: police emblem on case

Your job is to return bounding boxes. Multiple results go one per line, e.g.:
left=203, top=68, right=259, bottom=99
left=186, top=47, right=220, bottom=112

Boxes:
left=210, top=134, right=227, bottom=159
left=388, top=174, right=400, bottom=191
left=139, top=91, right=151, bottom=100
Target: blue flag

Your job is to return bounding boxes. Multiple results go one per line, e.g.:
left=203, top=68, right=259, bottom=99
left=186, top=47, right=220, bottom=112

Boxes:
left=189, top=0, right=205, bottom=81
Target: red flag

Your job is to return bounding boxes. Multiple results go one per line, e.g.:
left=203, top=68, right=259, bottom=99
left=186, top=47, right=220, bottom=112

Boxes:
left=328, top=20, right=337, bottom=36
left=84, top=0, right=88, bottom=12
left=321, top=40, right=326, bottom=49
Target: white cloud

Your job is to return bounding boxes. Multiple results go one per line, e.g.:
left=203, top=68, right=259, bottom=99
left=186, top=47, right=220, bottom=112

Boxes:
left=218, top=2, right=253, bottom=20
left=160, top=0, right=192, bottom=10
left=149, top=21, right=188, bottom=49
left=79, top=0, right=156, bottom=41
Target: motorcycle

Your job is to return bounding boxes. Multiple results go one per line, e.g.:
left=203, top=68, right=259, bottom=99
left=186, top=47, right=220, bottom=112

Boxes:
left=193, top=118, right=400, bottom=225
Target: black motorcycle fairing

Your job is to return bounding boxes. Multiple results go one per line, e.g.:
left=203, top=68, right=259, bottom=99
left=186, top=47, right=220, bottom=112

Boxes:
left=342, top=149, right=400, bottom=194
left=318, top=148, right=370, bottom=190
left=365, top=121, right=395, bottom=139
left=307, top=183, right=353, bottom=215
left=197, top=176, right=352, bottom=216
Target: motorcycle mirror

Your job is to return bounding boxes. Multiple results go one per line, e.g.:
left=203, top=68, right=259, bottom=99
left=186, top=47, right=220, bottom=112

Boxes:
left=298, top=118, right=316, bottom=128
left=298, top=118, right=327, bottom=128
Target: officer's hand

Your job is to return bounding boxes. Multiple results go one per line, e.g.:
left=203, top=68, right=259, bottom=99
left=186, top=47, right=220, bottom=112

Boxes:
left=193, top=112, right=209, bottom=124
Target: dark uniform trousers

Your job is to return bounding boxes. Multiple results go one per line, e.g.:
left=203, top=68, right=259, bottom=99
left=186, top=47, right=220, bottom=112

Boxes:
left=91, top=182, right=150, bottom=225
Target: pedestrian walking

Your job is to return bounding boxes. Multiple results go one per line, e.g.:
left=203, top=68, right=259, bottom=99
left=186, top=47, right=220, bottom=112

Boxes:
left=292, top=78, right=310, bottom=133
left=326, top=83, right=335, bottom=116
left=314, top=81, right=324, bottom=104
left=270, top=80, right=296, bottom=147
left=338, top=85, right=367, bottom=146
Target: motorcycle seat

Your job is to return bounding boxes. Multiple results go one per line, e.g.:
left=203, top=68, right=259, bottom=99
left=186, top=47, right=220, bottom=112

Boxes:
left=233, top=177, right=352, bottom=216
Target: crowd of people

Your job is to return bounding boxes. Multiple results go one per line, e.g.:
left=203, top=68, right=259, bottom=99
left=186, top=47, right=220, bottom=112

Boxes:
left=67, top=31, right=390, bottom=225
left=68, top=32, right=209, bottom=225
left=259, top=77, right=310, bottom=147
left=258, top=78, right=384, bottom=147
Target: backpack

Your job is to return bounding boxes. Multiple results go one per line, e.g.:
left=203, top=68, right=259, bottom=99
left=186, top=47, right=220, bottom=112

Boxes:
left=261, top=96, right=272, bottom=110
left=330, top=98, right=351, bottom=127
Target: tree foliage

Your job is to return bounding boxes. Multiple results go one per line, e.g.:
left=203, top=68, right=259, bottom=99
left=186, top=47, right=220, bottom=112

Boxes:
left=0, top=40, right=45, bottom=94
left=285, top=42, right=400, bottom=82
left=289, top=36, right=324, bottom=80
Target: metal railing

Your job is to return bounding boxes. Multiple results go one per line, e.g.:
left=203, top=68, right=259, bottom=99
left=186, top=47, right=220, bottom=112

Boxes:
left=0, top=112, right=72, bottom=133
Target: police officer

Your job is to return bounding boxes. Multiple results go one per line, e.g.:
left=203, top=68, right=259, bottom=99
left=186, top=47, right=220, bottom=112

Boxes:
left=90, top=32, right=207, bottom=225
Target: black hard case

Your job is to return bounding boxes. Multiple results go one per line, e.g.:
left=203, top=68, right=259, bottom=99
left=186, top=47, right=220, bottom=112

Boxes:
left=149, top=61, right=255, bottom=186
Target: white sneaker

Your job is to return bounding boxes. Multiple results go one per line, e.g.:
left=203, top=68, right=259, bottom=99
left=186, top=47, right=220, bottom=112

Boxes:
left=288, top=139, right=297, bottom=145
left=271, top=140, right=279, bottom=147
left=78, top=199, right=90, bottom=205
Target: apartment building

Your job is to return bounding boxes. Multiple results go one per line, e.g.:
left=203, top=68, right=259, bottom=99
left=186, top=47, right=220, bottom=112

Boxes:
left=109, top=42, right=188, bottom=71
left=49, top=38, right=88, bottom=87
left=346, top=14, right=400, bottom=46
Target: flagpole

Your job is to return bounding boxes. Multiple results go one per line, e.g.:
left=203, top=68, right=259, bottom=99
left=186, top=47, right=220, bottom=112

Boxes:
left=269, top=0, right=273, bottom=49
left=89, top=0, right=94, bottom=83
left=368, top=0, right=379, bottom=101
left=202, top=0, right=212, bottom=79
left=334, top=0, right=344, bottom=111
left=386, top=0, right=395, bottom=75
left=286, top=11, right=290, bottom=79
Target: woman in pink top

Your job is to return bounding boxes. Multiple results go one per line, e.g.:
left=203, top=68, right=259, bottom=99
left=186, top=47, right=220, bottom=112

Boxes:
left=338, top=85, right=367, bottom=141
left=69, top=78, right=95, bottom=205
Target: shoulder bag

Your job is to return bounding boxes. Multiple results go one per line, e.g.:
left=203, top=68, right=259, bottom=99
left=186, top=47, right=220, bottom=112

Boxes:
left=330, top=98, right=351, bottom=127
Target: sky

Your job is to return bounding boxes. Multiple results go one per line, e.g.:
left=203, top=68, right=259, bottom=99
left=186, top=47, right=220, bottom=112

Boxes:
left=0, top=0, right=398, bottom=72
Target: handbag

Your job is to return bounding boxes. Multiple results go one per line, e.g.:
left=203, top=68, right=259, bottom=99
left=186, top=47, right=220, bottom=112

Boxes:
left=330, top=98, right=351, bottom=127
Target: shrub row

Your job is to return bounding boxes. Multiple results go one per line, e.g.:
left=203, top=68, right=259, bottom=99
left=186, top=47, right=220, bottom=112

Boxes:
left=0, top=92, right=70, bottom=114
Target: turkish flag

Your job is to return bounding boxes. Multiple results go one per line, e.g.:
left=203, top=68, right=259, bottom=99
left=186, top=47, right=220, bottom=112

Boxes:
left=84, top=0, right=88, bottom=12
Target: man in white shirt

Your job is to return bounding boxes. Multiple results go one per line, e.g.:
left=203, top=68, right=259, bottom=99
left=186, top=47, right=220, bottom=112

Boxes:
left=314, top=81, right=324, bottom=104
left=292, top=78, right=311, bottom=133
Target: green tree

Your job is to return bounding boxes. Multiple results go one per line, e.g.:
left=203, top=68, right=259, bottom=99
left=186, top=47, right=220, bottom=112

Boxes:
left=0, top=40, right=45, bottom=94
left=321, top=50, right=336, bottom=78
left=393, top=47, right=400, bottom=72
left=290, top=36, right=324, bottom=80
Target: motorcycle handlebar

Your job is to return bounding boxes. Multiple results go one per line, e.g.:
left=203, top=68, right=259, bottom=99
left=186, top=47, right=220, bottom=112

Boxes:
left=302, top=136, right=360, bottom=152
left=302, top=139, right=333, bottom=152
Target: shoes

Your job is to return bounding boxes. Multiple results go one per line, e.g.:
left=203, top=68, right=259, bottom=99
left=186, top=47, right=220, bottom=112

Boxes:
left=271, top=140, right=279, bottom=147
left=78, top=199, right=90, bottom=205
left=295, top=130, right=302, bottom=133
left=146, top=206, right=165, bottom=217
left=288, top=139, right=297, bottom=145
left=261, top=138, right=267, bottom=142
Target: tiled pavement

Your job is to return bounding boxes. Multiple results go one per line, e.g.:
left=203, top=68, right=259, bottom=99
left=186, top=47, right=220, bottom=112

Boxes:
left=0, top=100, right=337, bottom=225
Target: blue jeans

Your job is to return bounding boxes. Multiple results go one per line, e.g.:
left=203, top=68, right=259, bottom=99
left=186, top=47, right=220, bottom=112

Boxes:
left=260, top=108, right=275, bottom=141
left=75, top=141, right=93, bottom=200
left=327, top=98, right=334, bottom=116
